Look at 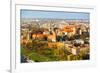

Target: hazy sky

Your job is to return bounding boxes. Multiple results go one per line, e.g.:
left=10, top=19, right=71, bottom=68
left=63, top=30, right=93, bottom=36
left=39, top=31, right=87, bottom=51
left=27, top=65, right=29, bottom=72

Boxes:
left=21, top=9, right=89, bottom=20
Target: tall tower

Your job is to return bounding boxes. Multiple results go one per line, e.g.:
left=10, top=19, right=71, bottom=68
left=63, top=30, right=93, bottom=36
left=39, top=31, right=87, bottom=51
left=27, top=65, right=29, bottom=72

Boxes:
left=25, top=29, right=30, bottom=41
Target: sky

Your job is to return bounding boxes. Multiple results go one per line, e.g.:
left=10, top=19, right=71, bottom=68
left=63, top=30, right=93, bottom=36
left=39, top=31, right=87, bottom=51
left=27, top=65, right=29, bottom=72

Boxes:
left=20, top=9, right=89, bottom=20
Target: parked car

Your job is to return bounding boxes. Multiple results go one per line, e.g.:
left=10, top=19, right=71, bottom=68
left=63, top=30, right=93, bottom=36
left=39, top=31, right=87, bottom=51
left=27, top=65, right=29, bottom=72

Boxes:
left=73, top=39, right=84, bottom=47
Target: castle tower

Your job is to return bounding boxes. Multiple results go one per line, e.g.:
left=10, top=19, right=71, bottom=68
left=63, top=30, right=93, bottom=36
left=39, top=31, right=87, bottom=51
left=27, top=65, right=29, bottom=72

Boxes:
left=51, top=30, right=56, bottom=42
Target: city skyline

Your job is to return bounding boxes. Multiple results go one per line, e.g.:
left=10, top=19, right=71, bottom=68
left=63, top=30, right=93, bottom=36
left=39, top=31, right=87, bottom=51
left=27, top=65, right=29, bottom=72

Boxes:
left=20, top=9, right=90, bottom=63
